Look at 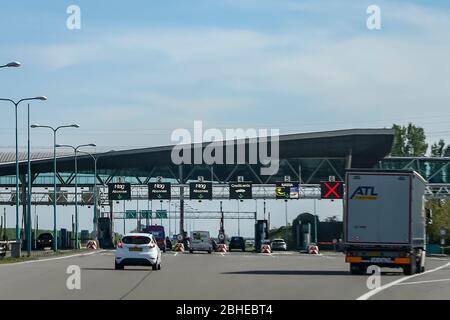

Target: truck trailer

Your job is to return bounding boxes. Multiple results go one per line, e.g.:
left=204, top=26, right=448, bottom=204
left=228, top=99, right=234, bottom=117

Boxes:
left=344, top=169, right=428, bottom=275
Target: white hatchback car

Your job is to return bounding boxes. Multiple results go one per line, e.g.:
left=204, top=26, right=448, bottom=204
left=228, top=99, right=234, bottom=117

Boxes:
left=115, top=233, right=162, bottom=270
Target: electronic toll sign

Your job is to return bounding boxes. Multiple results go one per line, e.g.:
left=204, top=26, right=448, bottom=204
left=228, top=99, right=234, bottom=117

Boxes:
left=148, top=182, right=171, bottom=200
left=108, top=183, right=131, bottom=200
left=229, top=182, right=252, bottom=200
left=189, top=182, right=213, bottom=200
left=320, top=181, right=344, bottom=199
left=275, top=182, right=299, bottom=199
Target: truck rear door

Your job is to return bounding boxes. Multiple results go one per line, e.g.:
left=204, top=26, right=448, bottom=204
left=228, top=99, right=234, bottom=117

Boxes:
left=346, top=173, right=410, bottom=244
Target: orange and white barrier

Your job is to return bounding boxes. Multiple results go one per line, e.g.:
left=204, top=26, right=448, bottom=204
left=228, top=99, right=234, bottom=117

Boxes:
left=86, top=240, right=98, bottom=250
left=217, top=244, right=228, bottom=253
left=174, top=242, right=185, bottom=252
left=261, top=244, right=271, bottom=254
left=308, top=245, right=319, bottom=255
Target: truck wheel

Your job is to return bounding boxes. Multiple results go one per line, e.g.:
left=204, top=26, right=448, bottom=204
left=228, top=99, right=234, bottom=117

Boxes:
left=115, top=262, right=124, bottom=270
left=403, top=255, right=417, bottom=275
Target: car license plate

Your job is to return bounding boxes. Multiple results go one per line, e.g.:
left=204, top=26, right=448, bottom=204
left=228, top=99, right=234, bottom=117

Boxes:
left=129, top=247, right=142, bottom=252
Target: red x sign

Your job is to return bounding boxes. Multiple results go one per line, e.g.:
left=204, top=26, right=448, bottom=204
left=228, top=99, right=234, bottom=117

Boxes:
left=321, top=181, right=344, bottom=199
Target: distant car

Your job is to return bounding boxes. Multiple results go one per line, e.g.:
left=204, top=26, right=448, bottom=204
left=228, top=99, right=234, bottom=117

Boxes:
left=36, top=233, right=54, bottom=250
left=270, top=239, right=287, bottom=251
left=115, top=233, right=162, bottom=270
left=229, top=236, right=246, bottom=252
left=142, top=225, right=166, bottom=252
left=189, top=231, right=213, bottom=254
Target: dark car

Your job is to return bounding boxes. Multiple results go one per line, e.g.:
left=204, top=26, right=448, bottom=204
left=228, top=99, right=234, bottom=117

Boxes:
left=36, top=233, right=54, bottom=250
left=229, top=236, right=245, bottom=252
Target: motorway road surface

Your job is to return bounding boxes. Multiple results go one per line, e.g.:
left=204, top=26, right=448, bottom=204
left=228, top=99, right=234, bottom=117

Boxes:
left=0, top=251, right=449, bottom=300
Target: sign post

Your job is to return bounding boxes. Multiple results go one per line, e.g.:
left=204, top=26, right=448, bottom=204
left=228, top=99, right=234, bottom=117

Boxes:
left=189, top=182, right=213, bottom=200
left=440, top=227, right=447, bottom=254
left=229, top=182, right=252, bottom=200
left=125, top=210, right=137, bottom=219
left=108, top=183, right=131, bottom=201
left=148, top=182, right=171, bottom=200
left=275, top=182, right=299, bottom=200
left=320, top=181, right=344, bottom=200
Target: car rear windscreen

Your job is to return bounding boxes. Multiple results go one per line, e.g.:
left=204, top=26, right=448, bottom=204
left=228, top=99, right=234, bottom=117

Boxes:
left=192, top=232, right=209, bottom=240
left=122, top=236, right=151, bottom=244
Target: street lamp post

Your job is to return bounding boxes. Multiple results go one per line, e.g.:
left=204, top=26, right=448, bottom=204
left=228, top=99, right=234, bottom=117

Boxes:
left=0, top=96, right=47, bottom=242
left=77, top=150, right=100, bottom=241
left=56, top=144, right=96, bottom=249
left=0, top=61, right=21, bottom=69
left=30, top=124, right=79, bottom=251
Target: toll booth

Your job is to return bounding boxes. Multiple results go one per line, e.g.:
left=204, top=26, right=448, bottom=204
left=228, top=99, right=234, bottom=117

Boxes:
left=293, top=213, right=318, bottom=251
left=98, top=217, right=114, bottom=249
left=254, top=220, right=269, bottom=252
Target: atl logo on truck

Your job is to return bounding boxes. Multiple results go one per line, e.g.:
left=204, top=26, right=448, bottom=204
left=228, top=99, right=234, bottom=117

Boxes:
left=350, top=186, right=378, bottom=200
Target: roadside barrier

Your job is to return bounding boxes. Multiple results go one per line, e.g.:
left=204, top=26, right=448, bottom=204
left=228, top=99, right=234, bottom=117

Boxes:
left=217, top=244, right=228, bottom=253
left=86, top=240, right=98, bottom=250
left=308, top=244, right=319, bottom=255
left=261, top=244, right=272, bottom=254
left=174, top=243, right=185, bottom=252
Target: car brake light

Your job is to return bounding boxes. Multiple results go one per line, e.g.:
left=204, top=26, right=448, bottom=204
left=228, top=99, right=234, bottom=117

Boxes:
left=117, top=242, right=123, bottom=248
left=148, top=242, right=156, bottom=249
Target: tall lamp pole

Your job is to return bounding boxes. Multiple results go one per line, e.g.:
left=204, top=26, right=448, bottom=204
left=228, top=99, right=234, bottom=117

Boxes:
left=77, top=150, right=101, bottom=241
left=0, top=61, right=21, bottom=69
left=0, top=96, right=47, bottom=241
left=30, top=124, right=79, bottom=251
left=56, top=144, right=96, bottom=249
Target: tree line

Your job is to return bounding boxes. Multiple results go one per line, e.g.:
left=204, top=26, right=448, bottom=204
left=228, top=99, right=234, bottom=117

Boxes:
left=391, top=123, right=450, bottom=157
left=391, top=123, right=449, bottom=246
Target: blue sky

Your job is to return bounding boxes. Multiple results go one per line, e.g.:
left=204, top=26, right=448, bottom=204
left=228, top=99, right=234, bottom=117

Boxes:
left=1, top=1, right=450, bottom=235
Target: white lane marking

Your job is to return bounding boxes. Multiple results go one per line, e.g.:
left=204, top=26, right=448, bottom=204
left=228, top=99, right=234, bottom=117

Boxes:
left=357, top=261, right=450, bottom=300
left=0, top=250, right=105, bottom=267
left=395, top=278, right=450, bottom=286
left=429, top=257, right=449, bottom=261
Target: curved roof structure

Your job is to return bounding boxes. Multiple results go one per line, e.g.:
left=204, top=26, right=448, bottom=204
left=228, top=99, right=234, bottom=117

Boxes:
left=0, top=128, right=394, bottom=185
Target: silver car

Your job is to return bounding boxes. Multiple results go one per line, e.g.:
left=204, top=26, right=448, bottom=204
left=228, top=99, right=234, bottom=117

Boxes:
left=270, top=239, right=287, bottom=251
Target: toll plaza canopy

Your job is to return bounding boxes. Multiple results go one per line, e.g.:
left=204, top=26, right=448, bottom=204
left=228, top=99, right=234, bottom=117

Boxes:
left=0, top=128, right=394, bottom=186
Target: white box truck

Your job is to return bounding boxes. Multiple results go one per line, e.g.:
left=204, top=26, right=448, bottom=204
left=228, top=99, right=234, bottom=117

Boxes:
left=344, top=169, right=428, bottom=275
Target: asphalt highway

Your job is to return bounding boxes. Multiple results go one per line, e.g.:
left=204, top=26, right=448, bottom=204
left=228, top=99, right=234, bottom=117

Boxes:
left=0, top=250, right=449, bottom=300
